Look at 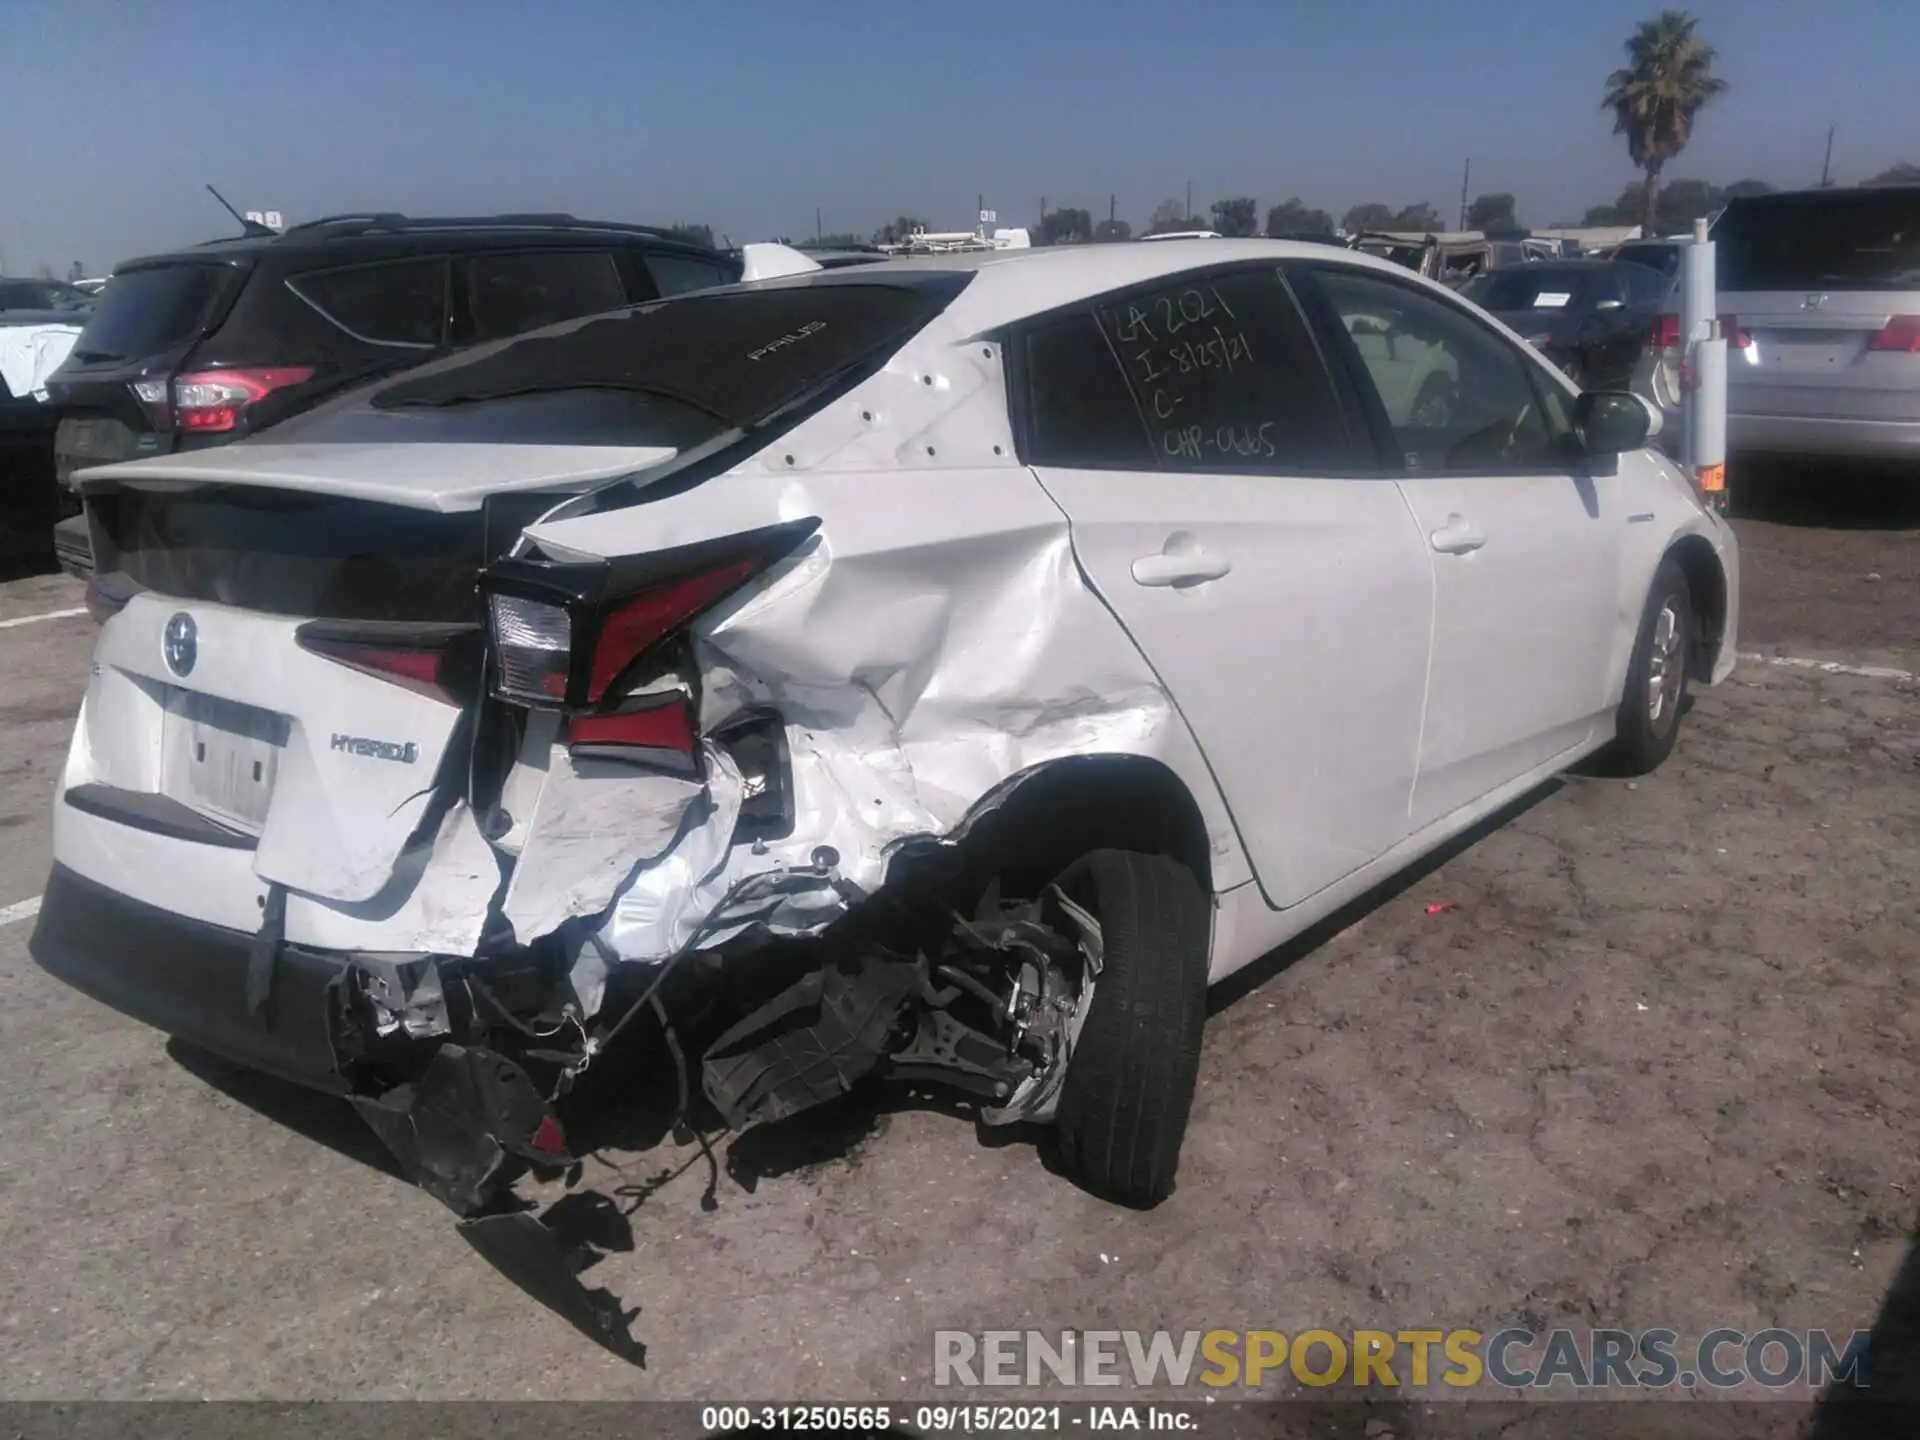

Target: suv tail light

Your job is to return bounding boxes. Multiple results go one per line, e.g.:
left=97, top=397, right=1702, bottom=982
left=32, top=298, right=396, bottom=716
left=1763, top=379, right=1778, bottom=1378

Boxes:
left=171, top=367, right=315, bottom=433
left=295, top=622, right=482, bottom=704
left=1868, top=315, right=1920, bottom=353
left=129, top=378, right=174, bottom=430
left=481, top=520, right=820, bottom=713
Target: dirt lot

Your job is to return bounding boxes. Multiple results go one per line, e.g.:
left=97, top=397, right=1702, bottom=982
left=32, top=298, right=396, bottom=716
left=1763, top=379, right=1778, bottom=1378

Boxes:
left=0, top=478, right=1914, bottom=1430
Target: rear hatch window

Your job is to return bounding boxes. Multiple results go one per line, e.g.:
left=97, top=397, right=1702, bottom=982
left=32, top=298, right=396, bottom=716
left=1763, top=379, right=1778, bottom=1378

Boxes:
left=1718, top=192, right=1920, bottom=291
left=370, top=276, right=965, bottom=425
left=67, top=263, right=233, bottom=364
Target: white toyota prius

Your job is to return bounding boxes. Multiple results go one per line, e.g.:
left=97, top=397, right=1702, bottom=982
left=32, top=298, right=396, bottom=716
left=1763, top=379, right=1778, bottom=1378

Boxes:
left=35, top=239, right=1736, bottom=1334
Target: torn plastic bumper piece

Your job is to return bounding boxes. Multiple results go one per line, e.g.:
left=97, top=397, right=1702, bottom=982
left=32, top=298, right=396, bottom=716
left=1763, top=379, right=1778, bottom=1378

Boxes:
left=350, top=1043, right=572, bottom=1215
left=701, top=949, right=926, bottom=1129
left=700, top=944, right=1034, bottom=1130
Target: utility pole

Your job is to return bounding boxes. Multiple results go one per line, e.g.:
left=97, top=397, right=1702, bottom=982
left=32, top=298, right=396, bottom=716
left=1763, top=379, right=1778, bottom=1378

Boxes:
left=1458, top=157, right=1472, bottom=231
left=1109, top=194, right=1117, bottom=223
left=815, top=206, right=822, bottom=242
left=1185, top=179, right=1192, bottom=222
left=1820, top=126, right=1836, bottom=187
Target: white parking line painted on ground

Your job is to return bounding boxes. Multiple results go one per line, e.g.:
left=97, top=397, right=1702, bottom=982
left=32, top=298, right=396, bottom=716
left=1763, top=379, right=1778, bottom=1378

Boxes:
left=0, top=607, right=86, bottom=630
left=0, top=896, right=42, bottom=928
left=1738, top=652, right=1918, bottom=683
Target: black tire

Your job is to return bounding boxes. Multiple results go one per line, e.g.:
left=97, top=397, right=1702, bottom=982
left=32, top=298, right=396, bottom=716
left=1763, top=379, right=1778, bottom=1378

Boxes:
left=1053, top=849, right=1210, bottom=1207
left=1598, top=557, right=1693, bottom=776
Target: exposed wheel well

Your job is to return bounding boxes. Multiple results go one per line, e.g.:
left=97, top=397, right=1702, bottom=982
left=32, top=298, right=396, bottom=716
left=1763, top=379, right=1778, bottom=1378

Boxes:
left=1666, top=535, right=1727, bottom=682
left=885, top=755, right=1216, bottom=914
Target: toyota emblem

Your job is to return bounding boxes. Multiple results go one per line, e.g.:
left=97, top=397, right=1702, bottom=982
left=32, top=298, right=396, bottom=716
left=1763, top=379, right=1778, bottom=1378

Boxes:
left=163, top=612, right=198, bottom=677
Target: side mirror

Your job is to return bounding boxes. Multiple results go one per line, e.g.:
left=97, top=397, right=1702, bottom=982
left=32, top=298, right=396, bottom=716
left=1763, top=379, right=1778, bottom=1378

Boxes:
left=1574, top=390, right=1652, bottom=455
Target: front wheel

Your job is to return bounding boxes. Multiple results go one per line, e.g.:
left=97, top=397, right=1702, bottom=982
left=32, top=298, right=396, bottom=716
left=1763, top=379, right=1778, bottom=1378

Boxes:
left=1053, top=849, right=1210, bottom=1207
left=1597, top=557, right=1693, bottom=775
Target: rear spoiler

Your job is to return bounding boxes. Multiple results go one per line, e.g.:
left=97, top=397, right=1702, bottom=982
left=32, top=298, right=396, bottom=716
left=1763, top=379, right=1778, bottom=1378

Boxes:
left=738, top=243, right=824, bottom=283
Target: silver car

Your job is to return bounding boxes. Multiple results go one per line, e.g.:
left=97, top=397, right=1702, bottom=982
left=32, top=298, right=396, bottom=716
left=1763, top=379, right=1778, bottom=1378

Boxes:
left=1715, top=187, right=1920, bottom=460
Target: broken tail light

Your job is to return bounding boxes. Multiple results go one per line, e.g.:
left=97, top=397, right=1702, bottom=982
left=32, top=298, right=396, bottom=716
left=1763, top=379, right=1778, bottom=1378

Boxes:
left=566, top=696, right=698, bottom=774
left=295, top=622, right=482, bottom=704
left=480, top=518, right=820, bottom=713
left=489, top=593, right=573, bottom=703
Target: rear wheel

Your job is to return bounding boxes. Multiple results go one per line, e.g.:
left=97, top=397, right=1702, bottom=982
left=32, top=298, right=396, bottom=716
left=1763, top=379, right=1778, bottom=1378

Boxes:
left=1052, top=849, right=1210, bottom=1207
left=1598, top=557, right=1693, bottom=775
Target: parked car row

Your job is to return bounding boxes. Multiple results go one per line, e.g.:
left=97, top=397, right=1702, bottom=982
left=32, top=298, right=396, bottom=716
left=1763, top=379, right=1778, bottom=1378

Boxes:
left=1440, top=186, right=1920, bottom=491
left=42, top=213, right=746, bottom=574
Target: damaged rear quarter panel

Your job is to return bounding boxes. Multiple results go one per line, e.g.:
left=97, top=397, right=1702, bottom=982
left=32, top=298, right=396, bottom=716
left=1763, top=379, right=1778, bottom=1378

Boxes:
left=509, top=329, right=1250, bottom=962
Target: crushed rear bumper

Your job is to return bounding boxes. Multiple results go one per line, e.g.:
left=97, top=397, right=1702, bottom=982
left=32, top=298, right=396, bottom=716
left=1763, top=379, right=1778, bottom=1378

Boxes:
left=31, top=862, right=354, bottom=1092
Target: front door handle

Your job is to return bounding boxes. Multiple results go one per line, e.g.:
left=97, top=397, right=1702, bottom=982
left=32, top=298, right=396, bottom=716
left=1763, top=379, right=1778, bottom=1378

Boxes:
left=1429, top=514, right=1487, bottom=555
left=1132, top=549, right=1232, bottom=587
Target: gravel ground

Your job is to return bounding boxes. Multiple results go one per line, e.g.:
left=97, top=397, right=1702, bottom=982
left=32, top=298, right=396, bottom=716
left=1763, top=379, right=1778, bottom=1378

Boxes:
left=0, top=480, right=1914, bottom=1437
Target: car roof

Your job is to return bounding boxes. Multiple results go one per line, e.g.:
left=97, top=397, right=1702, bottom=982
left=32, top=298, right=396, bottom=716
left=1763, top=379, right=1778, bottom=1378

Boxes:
left=112, top=214, right=722, bottom=272
left=1725, top=185, right=1918, bottom=203
left=815, top=238, right=1453, bottom=335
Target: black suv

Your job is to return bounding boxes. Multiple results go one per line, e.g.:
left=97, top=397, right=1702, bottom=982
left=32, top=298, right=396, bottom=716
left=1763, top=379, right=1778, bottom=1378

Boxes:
left=47, top=214, right=741, bottom=574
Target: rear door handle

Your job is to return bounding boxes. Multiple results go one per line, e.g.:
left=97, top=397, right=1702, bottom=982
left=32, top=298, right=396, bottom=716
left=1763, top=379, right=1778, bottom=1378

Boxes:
left=1132, top=550, right=1232, bottom=587
left=1429, top=514, right=1487, bottom=555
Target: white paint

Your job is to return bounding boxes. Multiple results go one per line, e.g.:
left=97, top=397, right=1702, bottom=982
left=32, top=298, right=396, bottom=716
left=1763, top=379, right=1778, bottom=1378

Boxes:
left=1738, top=652, right=1918, bottom=683
left=0, top=606, right=87, bottom=629
left=739, top=243, right=823, bottom=282
left=0, top=895, right=41, bottom=927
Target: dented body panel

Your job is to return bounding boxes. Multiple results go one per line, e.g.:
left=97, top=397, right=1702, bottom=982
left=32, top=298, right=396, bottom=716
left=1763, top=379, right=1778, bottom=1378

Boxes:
left=33, top=241, right=1742, bottom=1358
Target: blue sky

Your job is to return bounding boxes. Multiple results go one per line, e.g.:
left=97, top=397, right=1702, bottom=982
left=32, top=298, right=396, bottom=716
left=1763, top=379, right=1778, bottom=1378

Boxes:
left=3, top=0, right=1915, bottom=273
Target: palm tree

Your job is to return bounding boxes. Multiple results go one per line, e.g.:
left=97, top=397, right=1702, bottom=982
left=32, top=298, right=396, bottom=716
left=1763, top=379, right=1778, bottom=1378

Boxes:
left=1602, top=11, right=1729, bottom=233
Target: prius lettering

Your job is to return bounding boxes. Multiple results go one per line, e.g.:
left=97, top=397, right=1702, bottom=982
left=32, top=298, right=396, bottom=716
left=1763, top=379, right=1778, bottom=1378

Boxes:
left=330, top=733, right=419, bottom=764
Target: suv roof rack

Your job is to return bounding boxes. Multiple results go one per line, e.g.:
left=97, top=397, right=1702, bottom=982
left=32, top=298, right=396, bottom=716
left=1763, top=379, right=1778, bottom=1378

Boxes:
left=275, top=213, right=706, bottom=246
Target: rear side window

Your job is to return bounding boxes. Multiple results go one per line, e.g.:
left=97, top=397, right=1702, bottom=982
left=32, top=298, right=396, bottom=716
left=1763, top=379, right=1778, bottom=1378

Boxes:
left=647, top=251, right=738, bottom=297
left=288, top=259, right=450, bottom=348
left=1019, top=267, right=1357, bottom=471
left=70, top=264, right=228, bottom=362
left=467, top=250, right=628, bottom=341
left=1717, top=193, right=1920, bottom=291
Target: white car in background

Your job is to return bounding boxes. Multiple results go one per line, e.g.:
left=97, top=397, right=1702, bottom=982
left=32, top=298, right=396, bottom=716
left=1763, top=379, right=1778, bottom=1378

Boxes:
left=35, top=240, right=1737, bottom=1353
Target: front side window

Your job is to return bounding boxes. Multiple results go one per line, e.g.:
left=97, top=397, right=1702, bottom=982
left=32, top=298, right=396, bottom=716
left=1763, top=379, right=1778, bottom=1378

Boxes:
left=1314, top=267, right=1566, bottom=474
left=467, top=251, right=629, bottom=342
left=289, top=259, right=450, bottom=348
left=1020, top=266, right=1356, bottom=472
